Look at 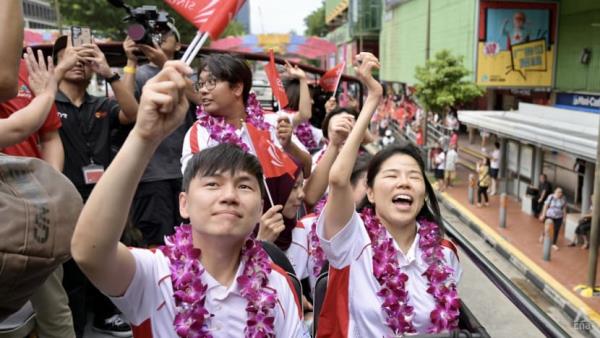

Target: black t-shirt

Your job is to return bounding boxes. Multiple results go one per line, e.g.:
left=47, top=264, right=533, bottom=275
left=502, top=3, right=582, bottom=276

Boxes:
left=135, top=63, right=195, bottom=182
left=538, top=181, right=552, bottom=200
left=56, top=91, right=122, bottom=200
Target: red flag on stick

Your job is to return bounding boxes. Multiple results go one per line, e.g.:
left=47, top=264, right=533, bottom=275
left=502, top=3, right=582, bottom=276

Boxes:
left=246, top=123, right=298, bottom=208
left=165, top=0, right=246, bottom=39
left=264, top=49, right=289, bottom=109
left=319, top=62, right=345, bottom=93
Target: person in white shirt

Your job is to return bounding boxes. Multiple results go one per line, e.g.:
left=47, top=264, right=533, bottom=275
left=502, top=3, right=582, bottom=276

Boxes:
left=180, top=53, right=312, bottom=178
left=316, top=53, right=461, bottom=337
left=490, top=141, right=501, bottom=195
left=445, top=144, right=459, bottom=188
left=70, top=62, right=308, bottom=338
left=434, top=149, right=446, bottom=192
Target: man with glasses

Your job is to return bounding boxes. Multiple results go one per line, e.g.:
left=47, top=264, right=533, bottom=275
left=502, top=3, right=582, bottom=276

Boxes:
left=122, top=26, right=198, bottom=247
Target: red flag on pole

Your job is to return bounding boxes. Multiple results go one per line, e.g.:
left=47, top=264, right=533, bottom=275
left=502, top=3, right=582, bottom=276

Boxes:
left=264, top=49, right=289, bottom=109
left=164, top=0, right=246, bottom=39
left=319, top=62, right=345, bottom=93
left=246, top=123, right=298, bottom=208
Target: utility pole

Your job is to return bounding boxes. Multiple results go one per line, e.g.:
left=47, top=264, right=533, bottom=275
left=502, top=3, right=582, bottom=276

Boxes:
left=421, top=0, right=432, bottom=149
left=53, top=0, right=62, bottom=31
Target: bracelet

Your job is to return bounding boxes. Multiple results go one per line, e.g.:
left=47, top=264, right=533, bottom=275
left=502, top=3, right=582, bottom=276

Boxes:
left=123, top=66, right=136, bottom=74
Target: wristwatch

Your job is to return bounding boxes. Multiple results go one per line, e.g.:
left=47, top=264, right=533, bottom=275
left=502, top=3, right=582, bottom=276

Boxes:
left=105, top=72, right=121, bottom=84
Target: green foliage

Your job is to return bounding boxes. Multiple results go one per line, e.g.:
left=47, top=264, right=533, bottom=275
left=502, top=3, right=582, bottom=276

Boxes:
left=414, top=50, right=484, bottom=114
left=304, top=1, right=327, bottom=37
left=55, top=0, right=245, bottom=42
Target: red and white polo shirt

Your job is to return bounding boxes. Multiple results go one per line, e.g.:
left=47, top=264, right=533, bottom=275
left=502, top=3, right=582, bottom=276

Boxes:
left=109, top=248, right=309, bottom=337
left=181, top=113, right=307, bottom=174
left=316, top=210, right=462, bottom=337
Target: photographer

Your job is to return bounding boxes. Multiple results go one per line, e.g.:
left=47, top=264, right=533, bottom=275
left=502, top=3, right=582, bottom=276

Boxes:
left=53, top=35, right=138, bottom=337
left=121, top=24, right=198, bottom=247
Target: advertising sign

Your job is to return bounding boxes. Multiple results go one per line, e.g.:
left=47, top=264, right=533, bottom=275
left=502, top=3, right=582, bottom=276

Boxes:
left=477, top=1, right=557, bottom=87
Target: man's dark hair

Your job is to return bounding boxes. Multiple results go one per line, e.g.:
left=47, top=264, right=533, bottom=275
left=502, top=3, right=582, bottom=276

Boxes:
left=182, top=143, right=265, bottom=197
left=200, top=53, right=252, bottom=105
left=321, top=107, right=359, bottom=140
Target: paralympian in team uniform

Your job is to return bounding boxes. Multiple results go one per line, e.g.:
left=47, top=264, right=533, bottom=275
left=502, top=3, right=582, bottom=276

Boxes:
left=70, top=61, right=308, bottom=337
left=316, top=53, right=462, bottom=337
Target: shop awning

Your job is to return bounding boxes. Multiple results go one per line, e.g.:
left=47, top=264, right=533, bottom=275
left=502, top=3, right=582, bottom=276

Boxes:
left=458, top=103, right=599, bottom=162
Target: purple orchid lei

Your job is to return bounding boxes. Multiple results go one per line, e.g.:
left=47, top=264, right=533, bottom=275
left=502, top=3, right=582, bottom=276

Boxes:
left=360, top=208, right=460, bottom=335
left=308, top=197, right=328, bottom=277
left=161, top=225, right=277, bottom=338
left=294, top=121, right=318, bottom=149
left=195, top=92, right=271, bottom=150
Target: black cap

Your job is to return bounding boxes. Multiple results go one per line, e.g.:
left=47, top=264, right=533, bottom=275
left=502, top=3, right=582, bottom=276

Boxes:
left=52, top=35, right=68, bottom=63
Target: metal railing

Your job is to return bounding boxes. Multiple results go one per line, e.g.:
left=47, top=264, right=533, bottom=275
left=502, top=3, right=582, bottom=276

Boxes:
left=443, top=219, right=570, bottom=338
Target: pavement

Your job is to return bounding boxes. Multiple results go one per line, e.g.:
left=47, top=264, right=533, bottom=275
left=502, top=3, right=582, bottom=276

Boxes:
left=436, top=164, right=600, bottom=337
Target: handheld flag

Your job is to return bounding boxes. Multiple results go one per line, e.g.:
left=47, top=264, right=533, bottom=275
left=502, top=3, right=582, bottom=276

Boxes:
left=319, top=62, right=345, bottom=93
left=246, top=123, right=298, bottom=208
left=264, top=49, right=289, bottom=109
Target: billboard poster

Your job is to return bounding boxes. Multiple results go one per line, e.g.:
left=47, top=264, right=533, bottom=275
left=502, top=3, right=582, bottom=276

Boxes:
left=477, top=1, right=557, bottom=87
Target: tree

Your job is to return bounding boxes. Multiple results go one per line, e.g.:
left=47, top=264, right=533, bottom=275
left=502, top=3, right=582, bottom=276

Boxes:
left=414, top=50, right=484, bottom=115
left=304, top=2, right=327, bottom=37
left=55, top=0, right=244, bottom=43
left=220, top=20, right=246, bottom=38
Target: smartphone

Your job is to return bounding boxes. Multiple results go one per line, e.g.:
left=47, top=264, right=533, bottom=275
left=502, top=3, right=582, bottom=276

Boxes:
left=71, top=26, right=92, bottom=47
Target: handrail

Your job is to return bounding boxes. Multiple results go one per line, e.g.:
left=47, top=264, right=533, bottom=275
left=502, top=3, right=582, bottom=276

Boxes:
left=442, top=219, right=571, bottom=338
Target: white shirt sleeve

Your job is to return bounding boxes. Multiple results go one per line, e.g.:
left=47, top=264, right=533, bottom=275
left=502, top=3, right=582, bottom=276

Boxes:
left=108, top=249, right=164, bottom=326
left=442, top=247, right=463, bottom=284
left=273, top=274, right=311, bottom=337
left=316, top=209, right=370, bottom=269
left=181, top=125, right=193, bottom=175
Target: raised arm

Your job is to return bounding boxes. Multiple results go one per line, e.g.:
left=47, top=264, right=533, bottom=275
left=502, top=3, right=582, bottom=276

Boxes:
left=0, top=49, right=58, bottom=148
left=323, top=53, right=382, bottom=240
left=0, top=0, right=23, bottom=102
left=71, top=61, right=192, bottom=297
left=121, top=37, right=138, bottom=97
left=277, top=116, right=312, bottom=176
left=80, top=43, right=139, bottom=124
left=303, top=113, right=354, bottom=208
left=284, top=62, right=311, bottom=127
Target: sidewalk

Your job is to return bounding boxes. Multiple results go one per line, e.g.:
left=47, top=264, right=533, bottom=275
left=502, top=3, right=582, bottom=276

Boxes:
left=436, top=165, right=600, bottom=335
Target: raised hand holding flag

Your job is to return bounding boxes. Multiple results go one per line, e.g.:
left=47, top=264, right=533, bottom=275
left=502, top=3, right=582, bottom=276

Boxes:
left=319, top=62, right=345, bottom=93
left=165, top=0, right=247, bottom=65
left=264, top=49, right=289, bottom=110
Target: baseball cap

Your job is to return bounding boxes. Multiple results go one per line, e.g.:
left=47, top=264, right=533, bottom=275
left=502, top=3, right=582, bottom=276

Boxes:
left=52, top=35, right=68, bottom=63
left=0, top=155, right=83, bottom=319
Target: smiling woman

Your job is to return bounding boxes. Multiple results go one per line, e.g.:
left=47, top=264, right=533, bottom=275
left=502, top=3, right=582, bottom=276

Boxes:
left=316, top=52, right=462, bottom=337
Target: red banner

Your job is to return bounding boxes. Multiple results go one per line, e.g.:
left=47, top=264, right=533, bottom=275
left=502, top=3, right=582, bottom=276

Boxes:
left=319, top=62, right=345, bottom=93
left=264, top=49, right=289, bottom=109
left=164, top=0, right=246, bottom=39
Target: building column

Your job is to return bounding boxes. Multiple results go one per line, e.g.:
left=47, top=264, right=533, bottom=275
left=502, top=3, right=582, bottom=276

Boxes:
left=499, top=138, right=509, bottom=194
left=533, top=147, right=543, bottom=187
left=582, top=161, right=595, bottom=214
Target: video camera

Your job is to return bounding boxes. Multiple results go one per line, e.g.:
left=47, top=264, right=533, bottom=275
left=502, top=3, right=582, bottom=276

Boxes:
left=107, top=0, right=176, bottom=46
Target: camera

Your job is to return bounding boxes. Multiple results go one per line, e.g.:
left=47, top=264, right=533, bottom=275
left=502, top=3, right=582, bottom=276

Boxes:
left=107, top=0, right=176, bottom=46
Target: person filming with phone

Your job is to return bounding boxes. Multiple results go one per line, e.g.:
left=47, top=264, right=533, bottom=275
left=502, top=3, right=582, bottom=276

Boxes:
left=53, top=31, right=139, bottom=337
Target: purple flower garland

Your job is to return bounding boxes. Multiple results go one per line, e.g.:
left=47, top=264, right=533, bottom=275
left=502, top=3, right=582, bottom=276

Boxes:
left=360, top=208, right=460, bottom=334
left=161, top=225, right=277, bottom=337
left=294, top=121, right=318, bottom=149
left=308, top=197, right=328, bottom=277
left=195, top=92, right=271, bottom=150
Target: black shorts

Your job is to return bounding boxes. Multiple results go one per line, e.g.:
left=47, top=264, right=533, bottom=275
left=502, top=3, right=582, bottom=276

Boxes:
left=435, top=169, right=445, bottom=179
left=490, top=168, right=499, bottom=179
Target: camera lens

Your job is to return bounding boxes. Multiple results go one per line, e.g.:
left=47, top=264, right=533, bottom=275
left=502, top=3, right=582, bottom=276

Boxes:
left=127, top=23, right=147, bottom=43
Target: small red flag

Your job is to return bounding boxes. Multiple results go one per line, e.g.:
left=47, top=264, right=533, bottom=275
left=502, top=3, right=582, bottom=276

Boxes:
left=246, top=123, right=297, bottom=179
left=164, top=0, right=246, bottom=39
left=319, top=62, right=345, bottom=93
left=264, top=49, right=289, bottom=109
